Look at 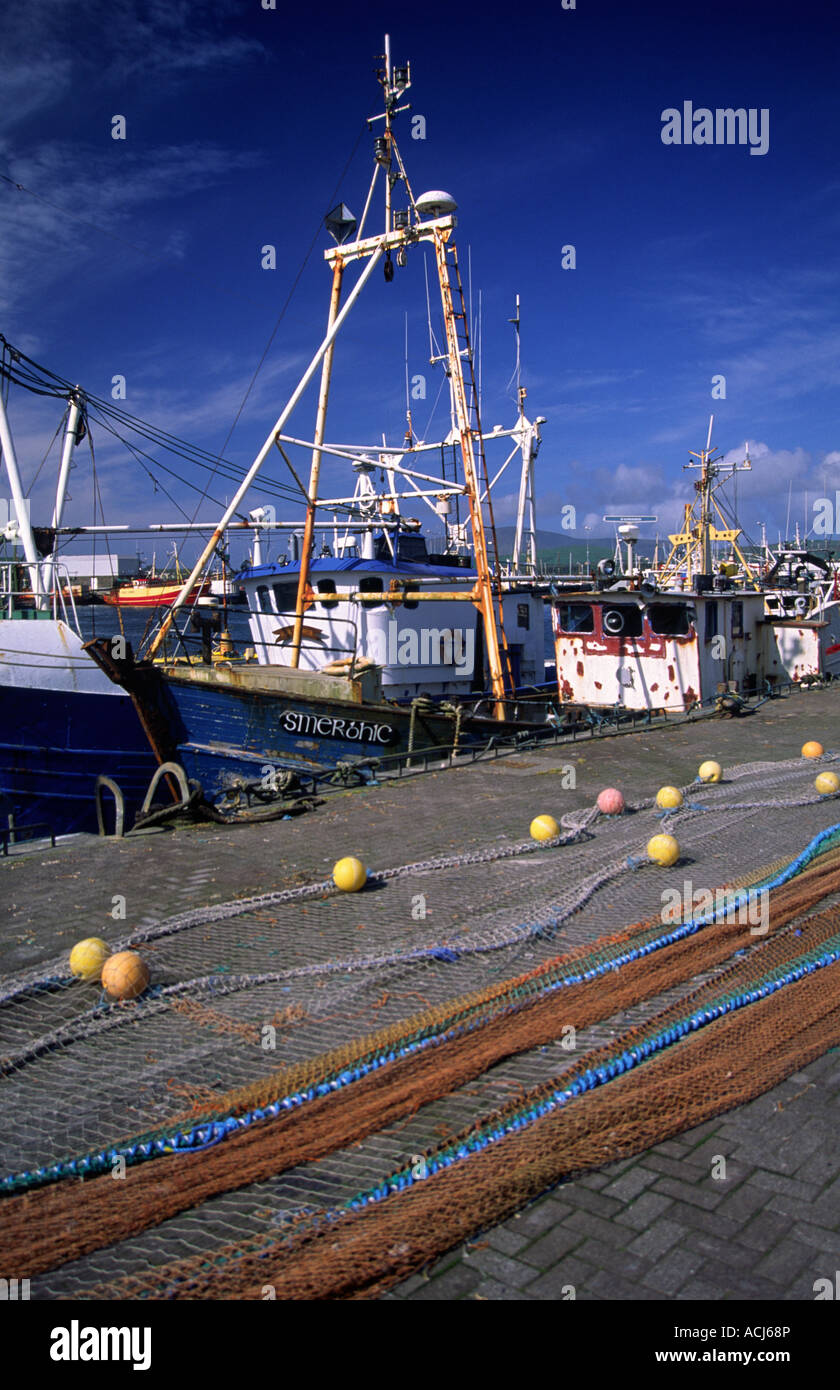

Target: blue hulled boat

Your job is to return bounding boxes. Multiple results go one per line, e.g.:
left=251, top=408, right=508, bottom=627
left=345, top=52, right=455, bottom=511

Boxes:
left=0, top=602, right=157, bottom=837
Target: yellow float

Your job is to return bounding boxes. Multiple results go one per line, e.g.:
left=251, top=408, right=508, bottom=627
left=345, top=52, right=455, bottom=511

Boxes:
left=647, top=834, right=680, bottom=867
left=332, top=857, right=368, bottom=891
left=530, top=815, right=560, bottom=842
left=69, top=937, right=110, bottom=982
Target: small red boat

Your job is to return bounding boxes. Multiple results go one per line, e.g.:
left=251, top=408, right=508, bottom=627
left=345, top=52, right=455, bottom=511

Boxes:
left=103, top=577, right=211, bottom=608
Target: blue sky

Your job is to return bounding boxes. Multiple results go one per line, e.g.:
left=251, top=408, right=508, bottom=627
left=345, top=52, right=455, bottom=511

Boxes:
left=2, top=0, right=839, bottom=565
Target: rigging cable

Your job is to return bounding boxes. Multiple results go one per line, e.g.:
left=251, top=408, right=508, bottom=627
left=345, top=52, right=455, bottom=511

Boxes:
left=183, top=122, right=368, bottom=535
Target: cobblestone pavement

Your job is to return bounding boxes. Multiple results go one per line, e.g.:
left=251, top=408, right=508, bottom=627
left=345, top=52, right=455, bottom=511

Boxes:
left=3, top=684, right=839, bottom=1302
left=389, top=1049, right=840, bottom=1300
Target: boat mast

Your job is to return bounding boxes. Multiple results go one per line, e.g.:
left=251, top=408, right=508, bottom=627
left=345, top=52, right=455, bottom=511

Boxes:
left=659, top=416, right=757, bottom=587
left=42, top=392, right=84, bottom=599
left=146, top=243, right=384, bottom=657
left=288, top=259, right=343, bottom=666
left=698, top=413, right=716, bottom=576
left=285, top=37, right=511, bottom=714
left=432, top=229, right=510, bottom=715
left=0, top=385, right=44, bottom=605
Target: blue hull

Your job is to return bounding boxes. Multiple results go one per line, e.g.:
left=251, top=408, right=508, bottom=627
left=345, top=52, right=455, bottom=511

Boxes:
left=0, top=685, right=158, bottom=837
left=158, top=671, right=495, bottom=803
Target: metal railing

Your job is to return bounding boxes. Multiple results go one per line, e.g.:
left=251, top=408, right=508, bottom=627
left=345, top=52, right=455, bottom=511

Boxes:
left=0, top=558, right=81, bottom=632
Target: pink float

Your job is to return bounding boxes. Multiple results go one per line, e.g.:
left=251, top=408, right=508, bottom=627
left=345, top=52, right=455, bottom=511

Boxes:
left=596, top=787, right=625, bottom=815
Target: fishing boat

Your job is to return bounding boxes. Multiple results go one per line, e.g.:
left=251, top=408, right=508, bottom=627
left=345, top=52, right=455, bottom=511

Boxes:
left=0, top=370, right=158, bottom=837
left=103, top=576, right=212, bottom=607
left=550, top=421, right=831, bottom=714
left=103, top=546, right=213, bottom=607
left=85, top=36, right=562, bottom=807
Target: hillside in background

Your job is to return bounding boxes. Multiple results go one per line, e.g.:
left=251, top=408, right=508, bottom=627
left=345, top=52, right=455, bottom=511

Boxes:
left=492, top=528, right=658, bottom=568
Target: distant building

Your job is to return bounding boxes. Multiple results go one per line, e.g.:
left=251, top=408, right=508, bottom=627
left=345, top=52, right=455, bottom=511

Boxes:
left=60, top=555, right=141, bottom=592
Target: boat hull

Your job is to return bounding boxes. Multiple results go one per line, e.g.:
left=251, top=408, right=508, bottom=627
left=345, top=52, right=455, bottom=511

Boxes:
left=102, top=582, right=211, bottom=607
left=0, top=684, right=159, bottom=836
left=0, top=619, right=157, bottom=836
left=155, top=664, right=511, bottom=802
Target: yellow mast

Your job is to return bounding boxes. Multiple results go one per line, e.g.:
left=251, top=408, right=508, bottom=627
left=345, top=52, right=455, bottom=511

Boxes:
left=432, top=230, right=509, bottom=717
left=150, top=34, right=513, bottom=716
left=658, top=416, right=757, bottom=587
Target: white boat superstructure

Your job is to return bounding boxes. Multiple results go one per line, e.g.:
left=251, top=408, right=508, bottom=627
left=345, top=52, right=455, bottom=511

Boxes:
left=550, top=420, right=835, bottom=712
left=148, top=35, right=550, bottom=712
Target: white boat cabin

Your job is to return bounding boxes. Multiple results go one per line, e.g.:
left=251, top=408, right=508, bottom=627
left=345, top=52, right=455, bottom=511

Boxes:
left=551, top=586, right=820, bottom=712
left=237, top=534, right=544, bottom=701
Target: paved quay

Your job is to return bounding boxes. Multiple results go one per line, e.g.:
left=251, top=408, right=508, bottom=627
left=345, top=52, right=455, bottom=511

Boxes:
left=4, top=685, right=838, bottom=971
left=389, top=1050, right=840, bottom=1302
left=2, top=683, right=840, bottom=1302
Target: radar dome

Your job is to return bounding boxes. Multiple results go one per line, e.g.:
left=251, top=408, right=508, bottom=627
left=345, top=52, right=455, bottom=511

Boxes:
left=415, top=189, right=457, bottom=220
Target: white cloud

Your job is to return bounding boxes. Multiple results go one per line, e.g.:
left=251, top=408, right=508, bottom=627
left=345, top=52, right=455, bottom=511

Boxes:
left=0, top=142, right=265, bottom=314
left=0, top=1, right=264, bottom=136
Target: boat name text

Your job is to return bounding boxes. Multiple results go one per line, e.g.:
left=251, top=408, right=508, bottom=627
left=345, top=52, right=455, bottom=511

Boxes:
left=281, top=710, right=395, bottom=744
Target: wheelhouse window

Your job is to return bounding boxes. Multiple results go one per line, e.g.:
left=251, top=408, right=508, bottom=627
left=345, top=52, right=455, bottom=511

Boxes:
left=517, top=602, right=530, bottom=630
left=731, top=600, right=744, bottom=638
left=704, top=600, right=719, bottom=643
left=359, top=577, right=384, bottom=607
left=647, top=603, right=692, bottom=636
left=272, top=582, right=298, bottom=615
left=255, top=584, right=271, bottom=613
left=403, top=582, right=419, bottom=611
left=317, top=579, right=339, bottom=611
left=601, top=605, right=643, bottom=638
left=396, top=534, right=429, bottom=563
left=556, top=602, right=594, bottom=634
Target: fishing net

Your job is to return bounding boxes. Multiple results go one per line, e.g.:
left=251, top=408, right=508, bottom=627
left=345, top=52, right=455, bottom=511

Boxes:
left=1, top=747, right=840, bottom=1298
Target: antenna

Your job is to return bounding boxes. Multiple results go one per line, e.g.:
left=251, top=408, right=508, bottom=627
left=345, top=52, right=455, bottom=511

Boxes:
left=507, top=294, right=521, bottom=396
left=404, top=311, right=412, bottom=443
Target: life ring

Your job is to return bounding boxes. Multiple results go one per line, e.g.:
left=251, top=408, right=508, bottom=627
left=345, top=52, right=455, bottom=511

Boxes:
left=794, top=596, right=809, bottom=616
left=603, top=608, right=625, bottom=635
left=597, top=559, right=615, bottom=577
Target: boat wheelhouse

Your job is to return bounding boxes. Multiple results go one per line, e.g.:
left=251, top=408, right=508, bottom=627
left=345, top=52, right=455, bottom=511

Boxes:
left=238, top=543, right=544, bottom=702
left=552, top=587, right=777, bottom=712
left=551, top=577, right=828, bottom=713
left=761, top=548, right=840, bottom=679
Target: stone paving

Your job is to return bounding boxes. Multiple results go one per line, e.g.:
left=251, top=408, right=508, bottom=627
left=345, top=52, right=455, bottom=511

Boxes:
left=2, top=683, right=840, bottom=1300
left=389, top=1049, right=840, bottom=1300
